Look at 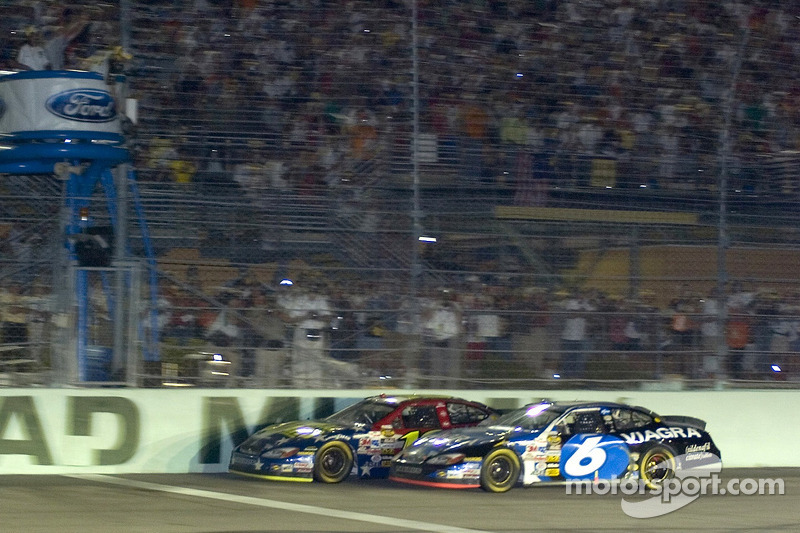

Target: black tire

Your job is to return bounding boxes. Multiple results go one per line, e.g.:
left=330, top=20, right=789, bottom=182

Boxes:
left=479, top=448, right=520, bottom=493
left=639, top=445, right=676, bottom=489
left=313, top=441, right=354, bottom=483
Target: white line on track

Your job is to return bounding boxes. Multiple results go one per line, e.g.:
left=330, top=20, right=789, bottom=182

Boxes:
left=65, top=474, right=496, bottom=533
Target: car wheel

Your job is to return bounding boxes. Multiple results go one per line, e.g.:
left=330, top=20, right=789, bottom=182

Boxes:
left=479, top=448, right=520, bottom=493
left=639, top=445, right=676, bottom=489
left=313, top=441, right=354, bottom=483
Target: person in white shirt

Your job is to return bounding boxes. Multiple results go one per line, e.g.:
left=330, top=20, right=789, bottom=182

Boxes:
left=17, top=28, right=50, bottom=70
left=422, top=290, right=463, bottom=387
left=559, top=292, right=595, bottom=378
left=277, top=283, right=332, bottom=387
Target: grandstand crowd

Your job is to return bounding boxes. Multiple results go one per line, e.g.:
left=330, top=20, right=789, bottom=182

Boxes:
left=2, top=267, right=799, bottom=386
left=2, top=1, right=799, bottom=197
left=2, top=1, right=800, bottom=386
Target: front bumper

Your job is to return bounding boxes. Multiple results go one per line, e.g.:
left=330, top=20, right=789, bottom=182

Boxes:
left=229, top=451, right=314, bottom=482
left=389, top=460, right=482, bottom=489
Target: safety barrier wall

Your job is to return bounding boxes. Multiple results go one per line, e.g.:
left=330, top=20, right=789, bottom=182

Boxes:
left=0, top=389, right=796, bottom=474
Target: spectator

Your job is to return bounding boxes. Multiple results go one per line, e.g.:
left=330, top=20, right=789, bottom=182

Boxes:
left=558, top=291, right=594, bottom=379
left=43, top=8, right=89, bottom=70
left=16, top=26, right=50, bottom=70
left=276, top=281, right=332, bottom=388
left=244, top=289, right=287, bottom=387
left=421, top=289, right=463, bottom=388
left=1, top=283, right=30, bottom=353
left=726, top=304, right=752, bottom=380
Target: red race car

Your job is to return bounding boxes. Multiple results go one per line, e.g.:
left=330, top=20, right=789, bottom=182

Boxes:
left=229, top=394, right=498, bottom=483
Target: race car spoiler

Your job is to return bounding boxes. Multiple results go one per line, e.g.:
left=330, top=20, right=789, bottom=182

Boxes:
left=662, top=415, right=706, bottom=430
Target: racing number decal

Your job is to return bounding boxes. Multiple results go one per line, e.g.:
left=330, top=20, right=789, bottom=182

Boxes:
left=561, top=434, right=629, bottom=480
left=399, top=431, right=421, bottom=449
left=563, top=436, right=606, bottom=477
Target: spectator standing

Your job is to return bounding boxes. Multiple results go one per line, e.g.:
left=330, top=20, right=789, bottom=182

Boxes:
left=726, top=304, right=752, bottom=379
left=700, top=288, right=722, bottom=372
left=0, top=283, right=30, bottom=363
left=422, top=290, right=463, bottom=388
left=27, top=283, right=53, bottom=368
left=462, top=291, right=493, bottom=378
left=559, top=291, right=594, bottom=379
left=43, top=8, right=89, bottom=70
left=17, top=27, right=50, bottom=70
left=329, top=289, right=357, bottom=363
left=277, top=282, right=332, bottom=388
left=204, top=292, right=242, bottom=384
left=510, top=288, right=552, bottom=379
left=245, top=290, right=287, bottom=387
left=667, top=285, right=698, bottom=376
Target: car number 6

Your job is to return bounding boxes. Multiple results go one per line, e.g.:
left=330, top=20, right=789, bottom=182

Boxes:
left=563, top=436, right=606, bottom=477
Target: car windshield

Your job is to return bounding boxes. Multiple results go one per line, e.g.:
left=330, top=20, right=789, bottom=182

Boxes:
left=324, top=399, right=396, bottom=426
left=482, top=402, right=564, bottom=431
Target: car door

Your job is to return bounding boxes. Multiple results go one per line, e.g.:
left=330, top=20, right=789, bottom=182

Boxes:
left=554, top=407, right=631, bottom=481
left=355, top=401, right=445, bottom=477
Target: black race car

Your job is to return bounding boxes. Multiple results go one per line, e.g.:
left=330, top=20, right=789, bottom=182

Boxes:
left=390, top=400, right=720, bottom=492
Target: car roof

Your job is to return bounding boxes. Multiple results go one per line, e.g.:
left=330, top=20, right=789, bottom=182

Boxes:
left=365, top=394, right=487, bottom=407
left=531, top=400, right=659, bottom=416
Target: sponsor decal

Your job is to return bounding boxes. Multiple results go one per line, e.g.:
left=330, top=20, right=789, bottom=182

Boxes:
left=46, top=89, right=117, bottom=123
left=395, top=465, right=422, bottom=475
left=230, top=455, right=255, bottom=467
left=685, top=442, right=711, bottom=453
left=545, top=468, right=560, bottom=477
left=463, top=469, right=480, bottom=479
left=685, top=451, right=714, bottom=462
left=281, top=464, right=294, bottom=473
left=619, top=426, right=702, bottom=445
left=561, top=434, right=630, bottom=480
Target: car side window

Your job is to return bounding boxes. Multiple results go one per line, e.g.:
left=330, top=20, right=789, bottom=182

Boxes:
left=558, top=409, right=608, bottom=435
left=611, top=408, right=653, bottom=431
left=401, top=405, right=441, bottom=430
left=447, top=402, right=490, bottom=426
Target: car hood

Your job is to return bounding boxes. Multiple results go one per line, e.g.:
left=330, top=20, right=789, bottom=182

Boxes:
left=399, top=426, right=519, bottom=462
left=237, top=420, right=347, bottom=454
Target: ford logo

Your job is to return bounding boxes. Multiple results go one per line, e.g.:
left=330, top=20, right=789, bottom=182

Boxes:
left=46, top=89, right=117, bottom=123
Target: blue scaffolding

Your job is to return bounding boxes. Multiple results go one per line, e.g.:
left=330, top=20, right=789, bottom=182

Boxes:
left=0, top=70, right=159, bottom=382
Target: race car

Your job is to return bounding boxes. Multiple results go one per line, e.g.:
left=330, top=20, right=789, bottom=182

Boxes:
left=390, top=400, right=721, bottom=492
left=229, top=394, right=497, bottom=483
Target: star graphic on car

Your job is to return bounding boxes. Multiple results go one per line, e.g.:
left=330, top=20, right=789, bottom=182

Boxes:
left=255, top=458, right=264, bottom=471
left=360, top=463, right=372, bottom=476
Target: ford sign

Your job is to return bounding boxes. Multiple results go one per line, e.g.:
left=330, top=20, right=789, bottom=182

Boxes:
left=46, top=89, right=116, bottom=123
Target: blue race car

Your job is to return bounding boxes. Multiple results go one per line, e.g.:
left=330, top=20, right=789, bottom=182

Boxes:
left=229, top=394, right=496, bottom=483
left=390, top=400, right=720, bottom=492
